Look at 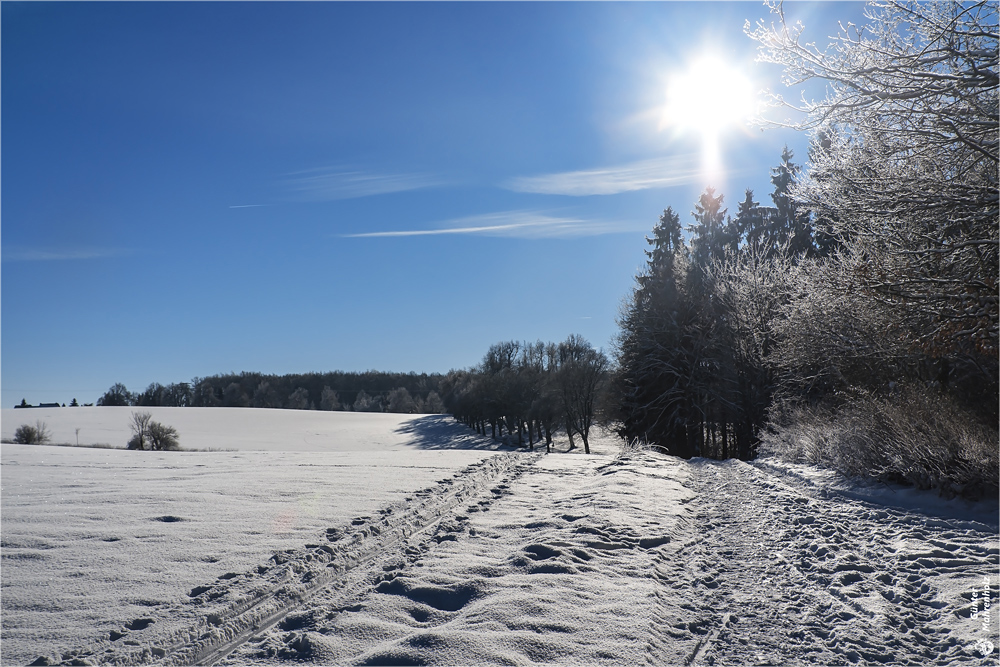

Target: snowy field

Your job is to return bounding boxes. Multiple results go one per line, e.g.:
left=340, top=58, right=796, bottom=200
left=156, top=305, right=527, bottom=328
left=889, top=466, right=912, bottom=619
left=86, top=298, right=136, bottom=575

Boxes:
left=0, top=408, right=505, bottom=665
left=3, top=408, right=999, bottom=665
left=0, top=406, right=489, bottom=452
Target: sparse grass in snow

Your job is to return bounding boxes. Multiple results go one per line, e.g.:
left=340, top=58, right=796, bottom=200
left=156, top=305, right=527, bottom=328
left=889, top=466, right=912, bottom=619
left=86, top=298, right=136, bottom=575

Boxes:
left=614, top=436, right=653, bottom=460
left=761, top=387, right=999, bottom=499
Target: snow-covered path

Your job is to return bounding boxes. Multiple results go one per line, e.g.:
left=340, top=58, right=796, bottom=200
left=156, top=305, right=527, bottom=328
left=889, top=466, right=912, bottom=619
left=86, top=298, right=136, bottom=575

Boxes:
left=673, top=459, right=998, bottom=664
left=35, top=451, right=1000, bottom=666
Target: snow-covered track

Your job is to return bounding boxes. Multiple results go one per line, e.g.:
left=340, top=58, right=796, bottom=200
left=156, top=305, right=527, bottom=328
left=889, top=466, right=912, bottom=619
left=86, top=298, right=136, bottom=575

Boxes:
left=46, top=451, right=538, bottom=667
left=674, top=458, right=998, bottom=665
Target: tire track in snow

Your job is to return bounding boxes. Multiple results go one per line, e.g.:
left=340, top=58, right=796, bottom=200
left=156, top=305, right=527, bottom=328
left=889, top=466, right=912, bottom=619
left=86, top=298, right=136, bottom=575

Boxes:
left=223, top=452, right=699, bottom=666
left=46, top=452, right=539, bottom=667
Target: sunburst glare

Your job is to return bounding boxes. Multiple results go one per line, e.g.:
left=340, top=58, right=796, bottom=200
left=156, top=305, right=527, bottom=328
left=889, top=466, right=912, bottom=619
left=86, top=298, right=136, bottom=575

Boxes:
left=661, top=53, right=757, bottom=182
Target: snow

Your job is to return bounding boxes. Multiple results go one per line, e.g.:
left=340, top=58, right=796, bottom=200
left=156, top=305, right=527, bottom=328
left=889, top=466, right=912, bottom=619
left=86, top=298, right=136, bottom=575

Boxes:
left=3, top=408, right=998, bottom=665
left=1, top=406, right=490, bottom=452
left=1, top=409, right=500, bottom=665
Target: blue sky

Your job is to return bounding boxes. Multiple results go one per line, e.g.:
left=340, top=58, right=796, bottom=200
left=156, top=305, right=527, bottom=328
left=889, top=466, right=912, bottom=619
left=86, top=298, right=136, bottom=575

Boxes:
left=2, top=1, right=867, bottom=407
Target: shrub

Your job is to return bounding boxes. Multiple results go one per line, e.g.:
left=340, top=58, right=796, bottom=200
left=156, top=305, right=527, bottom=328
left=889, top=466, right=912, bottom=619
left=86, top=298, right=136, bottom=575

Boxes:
left=126, top=411, right=180, bottom=451
left=13, top=421, right=51, bottom=445
left=147, top=421, right=180, bottom=451
left=760, top=387, right=999, bottom=499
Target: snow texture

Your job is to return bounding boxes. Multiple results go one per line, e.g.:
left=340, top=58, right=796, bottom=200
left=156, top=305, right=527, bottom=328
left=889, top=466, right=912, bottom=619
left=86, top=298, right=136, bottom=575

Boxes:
left=1, top=407, right=495, bottom=453
left=1, top=409, right=500, bottom=665
left=3, top=408, right=998, bottom=666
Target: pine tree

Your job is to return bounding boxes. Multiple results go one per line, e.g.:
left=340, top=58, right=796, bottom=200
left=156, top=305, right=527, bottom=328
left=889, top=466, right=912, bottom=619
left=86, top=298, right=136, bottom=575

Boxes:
left=768, top=146, right=814, bottom=257
left=614, top=207, right=701, bottom=458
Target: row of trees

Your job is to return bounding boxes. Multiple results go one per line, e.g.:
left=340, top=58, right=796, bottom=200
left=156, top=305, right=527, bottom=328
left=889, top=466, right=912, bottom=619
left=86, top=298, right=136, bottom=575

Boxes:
left=442, top=336, right=609, bottom=454
left=614, top=1, right=997, bottom=465
left=96, top=371, right=447, bottom=414
left=614, top=151, right=811, bottom=460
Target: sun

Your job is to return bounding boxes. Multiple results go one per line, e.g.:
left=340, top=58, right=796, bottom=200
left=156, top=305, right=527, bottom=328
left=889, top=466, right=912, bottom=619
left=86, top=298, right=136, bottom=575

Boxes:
left=661, top=54, right=757, bottom=177
left=659, top=53, right=757, bottom=181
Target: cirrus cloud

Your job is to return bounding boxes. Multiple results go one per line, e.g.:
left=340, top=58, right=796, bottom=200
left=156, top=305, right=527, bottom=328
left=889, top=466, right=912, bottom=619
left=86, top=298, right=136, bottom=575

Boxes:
left=343, top=210, right=646, bottom=240
left=282, top=167, right=445, bottom=201
left=503, top=155, right=702, bottom=196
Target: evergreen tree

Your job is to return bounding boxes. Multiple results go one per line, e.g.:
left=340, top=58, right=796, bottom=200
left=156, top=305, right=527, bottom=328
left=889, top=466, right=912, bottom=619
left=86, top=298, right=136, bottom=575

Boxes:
left=735, top=189, right=765, bottom=250
left=768, top=146, right=814, bottom=257
left=614, top=207, right=701, bottom=457
left=688, top=187, right=736, bottom=267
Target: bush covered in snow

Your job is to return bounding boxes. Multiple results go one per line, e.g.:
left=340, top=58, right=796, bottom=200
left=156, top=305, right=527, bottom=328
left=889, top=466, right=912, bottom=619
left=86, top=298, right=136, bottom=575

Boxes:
left=760, top=387, right=999, bottom=500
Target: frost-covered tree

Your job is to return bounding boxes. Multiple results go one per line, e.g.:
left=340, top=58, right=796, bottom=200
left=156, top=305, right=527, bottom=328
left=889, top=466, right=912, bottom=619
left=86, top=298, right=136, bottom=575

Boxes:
left=387, top=387, right=417, bottom=413
left=287, top=387, right=312, bottom=410
left=422, top=391, right=445, bottom=414
left=320, top=386, right=341, bottom=411
left=252, top=381, right=279, bottom=408
left=747, top=1, right=998, bottom=404
left=352, top=389, right=377, bottom=412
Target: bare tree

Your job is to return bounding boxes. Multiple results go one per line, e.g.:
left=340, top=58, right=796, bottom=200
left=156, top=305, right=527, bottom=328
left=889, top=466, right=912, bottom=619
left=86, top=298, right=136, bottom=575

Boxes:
left=127, top=412, right=153, bottom=450
left=557, top=335, right=609, bottom=455
left=147, top=421, right=180, bottom=451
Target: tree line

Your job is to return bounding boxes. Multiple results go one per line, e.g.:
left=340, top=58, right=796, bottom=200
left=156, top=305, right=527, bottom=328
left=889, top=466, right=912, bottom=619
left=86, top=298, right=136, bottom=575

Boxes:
left=96, top=371, right=446, bottom=414
left=441, top=336, right=609, bottom=454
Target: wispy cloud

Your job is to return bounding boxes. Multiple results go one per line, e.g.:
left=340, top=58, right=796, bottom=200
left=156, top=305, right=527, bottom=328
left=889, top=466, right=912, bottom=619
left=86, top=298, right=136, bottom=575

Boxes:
left=503, top=155, right=701, bottom=196
left=343, top=211, right=645, bottom=240
left=2, top=246, right=130, bottom=262
left=283, top=167, right=444, bottom=201
left=229, top=204, right=265, bottom=209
